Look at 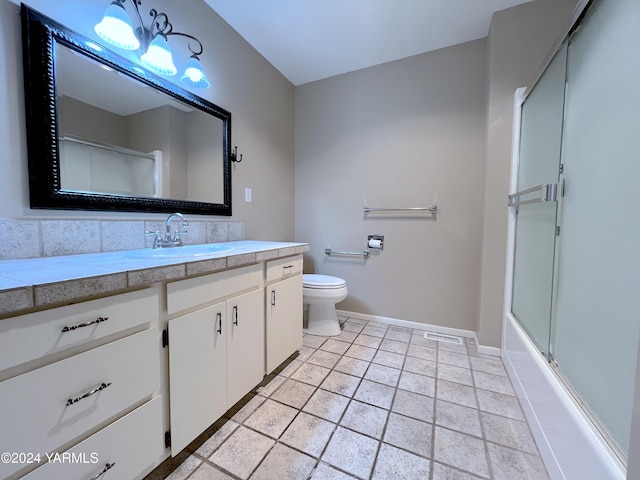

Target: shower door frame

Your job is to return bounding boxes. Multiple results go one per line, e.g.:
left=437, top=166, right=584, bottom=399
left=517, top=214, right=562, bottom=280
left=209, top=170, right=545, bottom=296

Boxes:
left=502, top=81, right=626, bottom=479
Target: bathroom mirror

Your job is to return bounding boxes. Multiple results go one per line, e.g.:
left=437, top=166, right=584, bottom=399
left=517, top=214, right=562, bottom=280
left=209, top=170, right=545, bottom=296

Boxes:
left=22, top=5, right=232, bottom=215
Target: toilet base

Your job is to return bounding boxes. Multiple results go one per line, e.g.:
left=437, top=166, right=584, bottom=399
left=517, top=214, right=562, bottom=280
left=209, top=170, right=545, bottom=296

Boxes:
left=303, top=303, right=342, bottom=336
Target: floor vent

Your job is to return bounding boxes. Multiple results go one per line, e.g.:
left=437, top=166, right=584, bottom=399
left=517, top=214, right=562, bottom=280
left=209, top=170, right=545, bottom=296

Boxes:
left=424, top=332, right=463, bottom=345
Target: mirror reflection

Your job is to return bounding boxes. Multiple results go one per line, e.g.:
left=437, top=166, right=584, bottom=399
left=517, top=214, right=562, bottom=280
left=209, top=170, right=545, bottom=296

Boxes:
left=55, top=42, right=224, bottom=204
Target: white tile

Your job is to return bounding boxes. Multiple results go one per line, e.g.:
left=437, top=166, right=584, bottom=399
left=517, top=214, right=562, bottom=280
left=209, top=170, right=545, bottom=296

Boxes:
left=291, top=363, right=332, bottom=386
left=340, top=400, right=388, bottom=439
left=435, top=399, right=482, bottom=437
left=373, top=443, right=431, bottom=480
left=473, top=371, right=516, bottom=396
left=308, top=349, right=342, bottom=369
left=437, top=363, right=474, bottom=387
left=101, top=220, right=145, bottom=252
left=244, top=399, right=298, bottom=438
left=481, top=411, right=538, bottom=454
left=281, top=412, right=336, bottom=457
left=398, top=371, right=436, bottom=397
left=311, top=462, right=358, bottom=479
left=434, top=426, right=489, bottom=478
left=334, top=356, right=370, bottom=377
left=354, top=333, right=383, bottom=348
left=391, top=389, right=434, bottom=423
left=270, top=378, right=316, bottom=408
left=195, top=420, right=239, bottom=458
left=250, top=443, right=316, bottom=480
left=488, top=443, right=550, bottom=480
left=303, top=389, right=350, bottom=422
left=41, top=220, right=101, bottom=256
left=320, top=371, right=361, bottom=397
left=322, top=427, right=379, bottom=479
left=364, top=363, right=401, bottom=387
left=383, top=413, right=432, bottom=457
left=0, top=219, right=40, bottom=260
left=354, top=379, right=395, bottom=409
left=209, top=426, right=274, bottom=479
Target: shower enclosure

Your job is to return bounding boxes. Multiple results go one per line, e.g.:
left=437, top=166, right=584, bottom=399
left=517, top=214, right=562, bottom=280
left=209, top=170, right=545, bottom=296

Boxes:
left=504, top=0, right=640, bottom=477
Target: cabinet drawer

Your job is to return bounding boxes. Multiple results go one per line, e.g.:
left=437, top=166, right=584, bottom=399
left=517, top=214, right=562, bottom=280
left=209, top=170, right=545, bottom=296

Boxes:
left=23, top=396, right=164, bottom=480
left=0, top=288, right=159, bottom=373
left=167, top=263, right=262, bottom=315
left=0, top=329, right=160, bottom=479
left=266, top=255, right=303, bottom=283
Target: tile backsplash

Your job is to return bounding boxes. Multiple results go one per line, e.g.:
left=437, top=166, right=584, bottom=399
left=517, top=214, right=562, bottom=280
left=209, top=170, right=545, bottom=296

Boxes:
left=0, top=218, right=246, bottom=261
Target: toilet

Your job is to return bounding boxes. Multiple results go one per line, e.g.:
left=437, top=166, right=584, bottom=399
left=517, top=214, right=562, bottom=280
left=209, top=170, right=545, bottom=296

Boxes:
left=303, top=274, right=348, bottom=336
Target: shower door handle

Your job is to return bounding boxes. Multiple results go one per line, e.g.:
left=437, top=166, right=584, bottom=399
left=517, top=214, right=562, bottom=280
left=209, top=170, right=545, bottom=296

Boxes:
left=508, top=183, right=558, bottom=207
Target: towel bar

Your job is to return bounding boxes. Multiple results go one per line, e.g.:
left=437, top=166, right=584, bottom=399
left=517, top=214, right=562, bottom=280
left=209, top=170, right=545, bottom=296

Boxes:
left=324, top=248, right=369, bottom=258
left=363, top=205, right=437, bottom=215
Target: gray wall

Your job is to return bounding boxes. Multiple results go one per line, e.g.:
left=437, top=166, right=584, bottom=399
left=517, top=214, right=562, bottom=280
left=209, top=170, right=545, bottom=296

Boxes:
left=295, top=0, right=578, bottom=344
left=0, top=0, right=295, bottom=241
left=295, top=40, right=487, bottom=331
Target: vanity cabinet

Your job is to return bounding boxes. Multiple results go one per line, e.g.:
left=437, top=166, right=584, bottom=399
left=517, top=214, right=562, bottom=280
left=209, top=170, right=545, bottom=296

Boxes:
left=0, top=242, right=308, bottom=478
left=265, top=255, right=303, bottom=373
left=167, top=264, right=264, bottom=454
left=0, top=289, right=162, bottom=480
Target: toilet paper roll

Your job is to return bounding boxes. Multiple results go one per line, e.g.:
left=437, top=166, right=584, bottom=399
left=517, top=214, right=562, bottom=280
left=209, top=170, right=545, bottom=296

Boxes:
left=368, top=239, right=382, bottom=249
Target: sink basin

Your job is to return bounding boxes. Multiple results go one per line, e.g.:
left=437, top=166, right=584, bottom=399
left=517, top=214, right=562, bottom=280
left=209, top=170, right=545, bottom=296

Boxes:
left=125, top=244, right=234, bottom=259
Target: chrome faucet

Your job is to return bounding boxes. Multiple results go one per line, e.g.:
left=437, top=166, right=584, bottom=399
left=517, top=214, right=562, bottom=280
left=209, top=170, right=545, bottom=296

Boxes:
left=146, top=213, right=189, bottom=248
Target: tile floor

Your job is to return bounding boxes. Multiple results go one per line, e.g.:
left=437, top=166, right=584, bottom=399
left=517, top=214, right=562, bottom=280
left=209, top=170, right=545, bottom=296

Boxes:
left=145, top=317, right=549, bottom=480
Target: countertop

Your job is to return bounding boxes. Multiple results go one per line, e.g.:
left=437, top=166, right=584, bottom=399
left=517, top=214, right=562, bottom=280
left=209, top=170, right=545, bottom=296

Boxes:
left=0, top=241, right=309, bottom=317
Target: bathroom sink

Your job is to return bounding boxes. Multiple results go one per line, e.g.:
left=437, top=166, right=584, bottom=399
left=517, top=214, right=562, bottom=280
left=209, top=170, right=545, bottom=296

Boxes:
left=125, top=244, right=234, bottom=259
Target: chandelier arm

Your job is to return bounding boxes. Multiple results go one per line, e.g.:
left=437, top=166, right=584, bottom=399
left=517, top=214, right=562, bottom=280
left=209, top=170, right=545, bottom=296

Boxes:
left=125, top=0, right=145, bottom=32
left=149, top=10, right=172, bottom=38
left=165, top=32, right=204, bottom=57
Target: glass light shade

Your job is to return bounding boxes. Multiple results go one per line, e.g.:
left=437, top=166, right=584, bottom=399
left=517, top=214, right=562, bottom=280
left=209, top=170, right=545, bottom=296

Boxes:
left=94, top=3, right=139, bottom=50
left=140, top=35, right=177, bottom=76
left=180, top=56, right=211, bottom=89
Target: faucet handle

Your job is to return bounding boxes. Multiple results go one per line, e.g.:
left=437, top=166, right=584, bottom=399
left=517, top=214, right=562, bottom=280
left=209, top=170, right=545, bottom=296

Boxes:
left=173, top=228, right=188, bottom=246
left=145, top=230, right=162, bottom=248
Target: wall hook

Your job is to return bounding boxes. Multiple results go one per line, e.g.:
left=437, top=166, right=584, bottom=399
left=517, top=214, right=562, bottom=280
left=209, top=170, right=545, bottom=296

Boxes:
left=230, top=146, right=243, bottom=163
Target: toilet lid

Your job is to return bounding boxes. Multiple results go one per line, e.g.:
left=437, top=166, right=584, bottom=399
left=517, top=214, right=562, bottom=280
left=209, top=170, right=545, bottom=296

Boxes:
left=303, top=274, right=346, bottom=289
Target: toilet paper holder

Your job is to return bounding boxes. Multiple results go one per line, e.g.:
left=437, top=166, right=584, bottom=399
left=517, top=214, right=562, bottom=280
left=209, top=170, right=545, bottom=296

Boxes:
left=367, top=234, right=384, bottom=250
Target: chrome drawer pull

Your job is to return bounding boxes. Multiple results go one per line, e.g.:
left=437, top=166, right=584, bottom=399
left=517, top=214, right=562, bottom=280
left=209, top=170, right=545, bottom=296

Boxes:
left=66, top=382, right=112, bottom=406
left=283, top=264, right=294, bottom=270
left=61, top=317, right=109, bottom=333
left=88, top=462, right=115, bottom=480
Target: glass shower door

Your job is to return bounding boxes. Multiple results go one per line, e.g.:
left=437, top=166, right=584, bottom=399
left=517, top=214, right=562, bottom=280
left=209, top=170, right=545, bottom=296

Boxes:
left=551, top=0, right=640, bottom=457
left=509, top=43, right=567, bottom=357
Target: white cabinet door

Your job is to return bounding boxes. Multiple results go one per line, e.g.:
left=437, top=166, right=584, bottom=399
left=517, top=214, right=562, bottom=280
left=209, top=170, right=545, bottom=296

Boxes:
left=169, top=302, right=226, bottom=455
left=226, top=289, right=265, bottom=408
left=266, top=275, right=303, bottom=373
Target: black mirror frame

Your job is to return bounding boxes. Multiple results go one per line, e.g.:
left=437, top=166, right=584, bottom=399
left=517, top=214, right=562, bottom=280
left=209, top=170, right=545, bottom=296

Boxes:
left=21, top=4, right=232, bottom=216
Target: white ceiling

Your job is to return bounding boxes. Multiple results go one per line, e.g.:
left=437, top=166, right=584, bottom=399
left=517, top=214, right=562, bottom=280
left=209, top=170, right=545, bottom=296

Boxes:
left=204, top=0, right=533, bottom=86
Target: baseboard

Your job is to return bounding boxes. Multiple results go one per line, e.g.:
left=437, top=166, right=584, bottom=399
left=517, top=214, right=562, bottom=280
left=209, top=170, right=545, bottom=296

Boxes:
left=476, top=344, right=501, bottom=356
left=336, top=309, right=500, bottom=357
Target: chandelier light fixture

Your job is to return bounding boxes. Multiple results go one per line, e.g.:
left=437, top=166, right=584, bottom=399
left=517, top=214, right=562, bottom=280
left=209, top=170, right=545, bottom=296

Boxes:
left=95, top=0, right=210, bottom=88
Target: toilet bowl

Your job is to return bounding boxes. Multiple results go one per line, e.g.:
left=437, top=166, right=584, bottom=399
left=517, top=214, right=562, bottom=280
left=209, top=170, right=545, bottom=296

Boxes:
left=303, top=274, right=348, bottom=336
